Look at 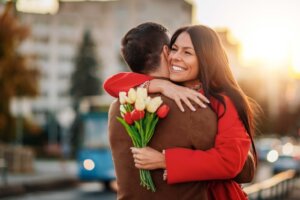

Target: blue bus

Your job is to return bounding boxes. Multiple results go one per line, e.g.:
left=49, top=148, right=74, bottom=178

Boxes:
left=77, top=111, right=116, bottom=186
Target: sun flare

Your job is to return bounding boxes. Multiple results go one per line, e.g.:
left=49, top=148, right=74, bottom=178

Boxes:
left=195, top=0, right=300, bottom=73
left=240, top=24, right=295, bottom=68
left=292, top=59, right=300, bottom=73
left=289, top=45, right=300, bottom=78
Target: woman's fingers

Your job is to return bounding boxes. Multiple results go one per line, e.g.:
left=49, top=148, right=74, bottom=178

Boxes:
left=188, top=95, right=207, bottom=108
left=174, top=97, right=185, bottom=112
left=132, top=150, right=143, bottom=165
left=185, top=89, right=208, bottom=108
left=134, top=158, right=143, bottom=164
left=131, top=147, right=142, bottom=154
left=175, top=88, right=209, bottom=111
left=197, top=93, right=210, bottom=103
left=180, top=96, right=196, bottom=111
left=132, top=152, right=150, bottom=169
left=130, top=147, right=166, bottom=170
left=135, top=163, right=150, bottom=170
left=159, top=82, right=210, bottom=111
left=131, top=147, right=146, bottom=159
left=132, top=153, right=140, bottom=160
left=175, top=94, right=209, bottom=111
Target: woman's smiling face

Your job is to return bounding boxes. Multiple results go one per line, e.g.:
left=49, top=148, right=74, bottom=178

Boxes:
left=168, top=32, right=199, bottom=86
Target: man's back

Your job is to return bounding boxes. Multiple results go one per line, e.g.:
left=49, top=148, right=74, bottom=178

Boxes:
left=108, top=96, right=217, bottom=200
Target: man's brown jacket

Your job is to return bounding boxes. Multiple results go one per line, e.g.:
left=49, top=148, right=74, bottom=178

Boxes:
left=108, top=96, right=255, bottom=200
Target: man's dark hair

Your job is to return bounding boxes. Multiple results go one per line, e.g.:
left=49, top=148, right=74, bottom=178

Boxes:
left=121, top=22, right=169, bottom=73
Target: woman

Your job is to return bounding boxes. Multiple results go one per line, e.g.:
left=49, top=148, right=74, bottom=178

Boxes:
left=104, top=25, right=258, bottom=199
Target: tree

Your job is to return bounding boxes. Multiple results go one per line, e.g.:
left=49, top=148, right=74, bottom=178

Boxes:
left=69, top=30, right=102, bottom=155
left=0, top=2, right=39, bottom=142
left=70, top=30, right=102, bottom=109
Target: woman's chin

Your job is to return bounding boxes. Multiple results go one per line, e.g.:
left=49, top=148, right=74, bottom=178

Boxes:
left=169, top=74, right=186, bottom=83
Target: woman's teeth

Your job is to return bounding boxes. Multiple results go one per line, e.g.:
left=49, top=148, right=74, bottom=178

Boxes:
left=172, top=66, right=185, bottom=71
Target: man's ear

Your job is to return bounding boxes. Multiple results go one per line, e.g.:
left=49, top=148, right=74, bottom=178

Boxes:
left=162, top=45, right=169, bottom=59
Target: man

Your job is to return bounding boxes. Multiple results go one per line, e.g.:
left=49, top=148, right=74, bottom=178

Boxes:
left=107, top=22, right=255, bottom=200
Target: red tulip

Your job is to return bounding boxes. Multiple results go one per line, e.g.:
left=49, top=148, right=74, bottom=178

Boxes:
left=131, top=109, right=145, bottom=121
left=156, top=104, right=170, bottom=118
left=124, top=112, right=133, bottom=125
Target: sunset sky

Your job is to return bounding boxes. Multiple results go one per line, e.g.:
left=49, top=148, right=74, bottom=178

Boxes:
left=195, top=0, right=300, bottom=72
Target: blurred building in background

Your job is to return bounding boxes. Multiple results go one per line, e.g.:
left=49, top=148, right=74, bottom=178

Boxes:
left=17, top=0, right=193, bottom=125
left=217, top=29, right=266, bottom=101
left=217, top=29, right=245, bottom=79
left=2, top=0, right=298, bottom=136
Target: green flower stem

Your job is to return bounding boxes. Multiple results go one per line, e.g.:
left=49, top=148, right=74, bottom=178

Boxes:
left=139, top=170, right=146, bottom=186
left=123, top=104, right=133, bottom=112
left=139, top=169, right=155, bottom=192
left=143, top=169, right=156, bottom=192
left=117, top=104, right=157, bottom=192
left=139, top=119, right=145, bottom=146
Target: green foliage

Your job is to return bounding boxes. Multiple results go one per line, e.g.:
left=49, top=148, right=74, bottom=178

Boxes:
left=70, top=30, right=102, bottom=107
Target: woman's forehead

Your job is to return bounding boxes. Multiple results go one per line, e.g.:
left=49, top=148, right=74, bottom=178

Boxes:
left=174, top=32, right=194, bottom=48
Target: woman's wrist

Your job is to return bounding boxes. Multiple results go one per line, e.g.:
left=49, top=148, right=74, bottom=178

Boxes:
left=161, top=150, right=166, bottom=169
left=139, top=80, right=150, bottom=90
left=148, top=79, right=167, bottom=93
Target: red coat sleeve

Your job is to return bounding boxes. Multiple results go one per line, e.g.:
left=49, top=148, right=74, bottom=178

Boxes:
left=103, top=72, right=153, bottom=97
left=165, top=96, right=251, bottom=184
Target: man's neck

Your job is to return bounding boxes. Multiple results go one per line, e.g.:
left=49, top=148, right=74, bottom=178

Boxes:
left=148, top=69, right=169, bottom=79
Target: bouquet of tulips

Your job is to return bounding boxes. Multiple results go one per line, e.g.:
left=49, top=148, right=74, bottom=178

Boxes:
left=116, top=87, right=170, bottom=192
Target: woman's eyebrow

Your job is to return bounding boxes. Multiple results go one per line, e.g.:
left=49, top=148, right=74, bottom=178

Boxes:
left=182, top=46, right=193, bottom=50
left=173, top=44, right=193, bottom=50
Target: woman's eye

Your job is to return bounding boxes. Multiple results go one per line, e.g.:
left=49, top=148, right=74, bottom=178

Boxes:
left=185, top=51, right=192, bottom=55
left=171, top=47, right=177, bottom=51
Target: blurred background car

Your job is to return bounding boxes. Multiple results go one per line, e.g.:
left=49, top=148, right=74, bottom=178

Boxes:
left=272, top=154, right=300, bottom=175
left=256, top=137, right=282, bottom=162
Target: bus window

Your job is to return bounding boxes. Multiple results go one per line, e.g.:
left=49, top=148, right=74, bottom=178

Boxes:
left=82, top=112, right=109, bottom=148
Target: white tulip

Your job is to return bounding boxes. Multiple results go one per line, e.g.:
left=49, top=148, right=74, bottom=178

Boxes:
left=135, top=96, right=146, bottom=111
left=127, top=88, right=136, bottom=104
left=136, top=87, right=147, bottom=100
left=145, top=96, right=151, bottom=106
left=146, top=96, right=163, bottom=113
left=119, top=92, right=127, bottom=104
left=120, top=104, right=126, bottom=117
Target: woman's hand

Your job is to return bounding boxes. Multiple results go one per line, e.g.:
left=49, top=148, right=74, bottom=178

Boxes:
left=131, top=147, right=166, bottom=170
left=149, top=79, right=209, bottom=112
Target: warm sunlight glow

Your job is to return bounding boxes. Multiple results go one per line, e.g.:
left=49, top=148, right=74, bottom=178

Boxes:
left=289, top=59, right=300, bottom=78
left=292, top=58, right=300, bottom=73
left=288, top=42, right=300, bottom=78
left=241, top=24, right=292, bottom=68
left=291, top=47, right=300, bottom=74
left=195, top=0, right=300, bottom=72
left=16, top=0, right=59, bottom=14
left=292, top=61, right=300, bottom=73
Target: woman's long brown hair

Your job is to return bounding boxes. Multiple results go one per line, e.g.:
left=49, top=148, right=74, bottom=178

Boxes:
left=170, top=25, right=259, bottom=164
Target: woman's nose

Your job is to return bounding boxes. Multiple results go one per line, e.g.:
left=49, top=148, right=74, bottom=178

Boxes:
left=171, top=51, right=181, bottom=61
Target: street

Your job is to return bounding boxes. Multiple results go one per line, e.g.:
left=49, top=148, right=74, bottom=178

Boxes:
left=3, top=162, right=300, bottom=200
left=5, top=190, right=116, bottom=200
left=5, top=182, right=116, bottom=200
left=3, top=162, right=273, bottom=200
